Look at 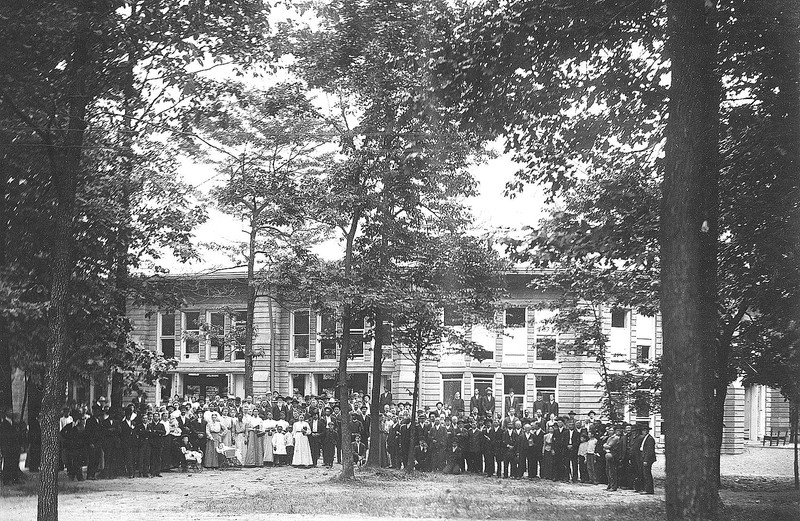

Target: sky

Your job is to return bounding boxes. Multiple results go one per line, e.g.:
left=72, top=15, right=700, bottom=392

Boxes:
left=164, top=151, right=549, bottom=274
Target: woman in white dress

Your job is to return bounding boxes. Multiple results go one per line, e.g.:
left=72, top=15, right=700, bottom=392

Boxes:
left=220, top=407, right=233, bottom=447
left=204, top=412, right=227, bottom=469
left=262, top=412, right=276, bottom=466
left=291, top=414, right=313, bottom=466
left=243, top=407, right=264, bottom=467
left=233, top=411, right=247, bottom=458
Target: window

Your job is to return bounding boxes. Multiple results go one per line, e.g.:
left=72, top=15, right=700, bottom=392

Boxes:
left=636, top=344, right=651, bottom=363
left=505, top=307, right=526, bottom=328
left=536, top=337, right=557, bottom=361
left=348, top=311, right=367, bottom=359
left=634, top=390, right=652, bottom=418
left=209, top=312, right=225, bottom=360
left=534, top=308, right=558, bottom=361
left=503, top=374, right=526, bottom=416
left=233, top=311, right=247, bottom=360
left=442, top=374, right=463, bottom=407
left=535, top=375, right=557, bottom=403
left=611, top=308, right=627, bottom=328
left=503, top=307, right=527, bottom=360
left=183, top=311, right=201, bottom=359
left=160, top=313, right=176, bottom=359
left=319, top=311, right=337, bottom=360
left=292, top=310, right=310, bottom=359
left=473, top=375, right=494, bottom=406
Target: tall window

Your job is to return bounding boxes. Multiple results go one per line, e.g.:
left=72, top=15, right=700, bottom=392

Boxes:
left=442, top=373, right=463, bottom=407
left=160, top=313, right=176, bottom=359
left=503, top=307, right=527, bottom=360
left=292, top=310, right=310, bottom=360
left=233, top=311, right=247, bottom=360
left=636, top=344, right=651, bottom=364
left=183, top=311, right=201, bottom=359
left=535, top=375, right=557, bottom=403
left=209, top=312, right=225, bottom=360
left=348, top=311, right=366, bottom=359
left=319, top=311, right=337, bottom=360
left=534, top=308, right=557, bottom=361
left=611, top=308, right=627, bottom=328
left=503, top=374, right=526, bottom=416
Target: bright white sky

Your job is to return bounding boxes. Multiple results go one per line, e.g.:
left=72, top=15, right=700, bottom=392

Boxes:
left=164, top=150, right=548, bottom=274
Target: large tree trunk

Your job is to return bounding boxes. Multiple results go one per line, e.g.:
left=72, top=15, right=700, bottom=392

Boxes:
left=661, top=1, right=720, bottom=520
left=267, top=287, right=276, bottom=392
left=0, top=161, right=11, bottom=410
left=366, top=308, right=383, bottom=467
left=338, top=303, right=354, bottom=479
left=38, top=27, right=90, bottom=519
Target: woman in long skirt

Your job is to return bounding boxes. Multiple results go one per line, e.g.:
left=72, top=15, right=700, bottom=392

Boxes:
left=243, top=409, right=264, bottom=467
left=291, top=416, right=313, bottom=466
left=262, top=413, right=276, bottom=466
left=204, top=412, right=226, bottom=469
left=220, top=407, right=233, bottom=447
left=233, top=411, right=247, bottom=459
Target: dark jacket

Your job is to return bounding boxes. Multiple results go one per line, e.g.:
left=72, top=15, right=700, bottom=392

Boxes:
left=640, top=434, right=656, bottom=464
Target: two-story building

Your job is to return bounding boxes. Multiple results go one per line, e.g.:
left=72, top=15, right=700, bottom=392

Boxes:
left=88, top=269, right=790, bottom=454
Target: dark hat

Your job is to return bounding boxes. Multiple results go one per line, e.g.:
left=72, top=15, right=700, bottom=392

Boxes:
left=588, top=410, right=596, bottom=415
left=568, top=411, right=576, bottom=415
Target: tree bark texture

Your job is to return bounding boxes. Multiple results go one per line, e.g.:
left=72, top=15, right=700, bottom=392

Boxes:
left=244, top=215, right=257, bottom=399
left=0, top=162, right=11, bottom=410
left=338, top=304, right=354, bottom=479
left=366, top=309, right=383, bottom=467
left=661, top=1, right=721, bottom=520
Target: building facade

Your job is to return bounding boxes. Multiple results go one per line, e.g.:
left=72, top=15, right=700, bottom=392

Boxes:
left=119, top=271, right=790, bottom=454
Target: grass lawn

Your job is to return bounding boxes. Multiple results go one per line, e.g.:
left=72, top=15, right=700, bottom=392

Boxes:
left=1, top=466, right=798, bottom=520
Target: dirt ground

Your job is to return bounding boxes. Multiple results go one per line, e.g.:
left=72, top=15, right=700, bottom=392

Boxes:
left=1, top=446, right=797, bottom=521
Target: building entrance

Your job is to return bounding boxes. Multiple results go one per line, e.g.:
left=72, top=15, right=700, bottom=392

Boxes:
left=183, top=373, right=228, bottom=400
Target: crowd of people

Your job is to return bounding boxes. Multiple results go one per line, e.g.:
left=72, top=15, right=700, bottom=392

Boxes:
left=0, top=386, right=656, bottom=496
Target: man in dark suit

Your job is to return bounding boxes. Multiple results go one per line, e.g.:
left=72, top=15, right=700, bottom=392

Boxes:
left=639, top=425, right=656, bottom=494
left=84, top=406, right=103, bottom=480
left=551, top=417, right=567, bottom=481
left=481, top=388, right=496, bottom=418
left=379, top=386, right=393, bottom=408
left=321, top=407, right=337, bottom=467
left=388, top=417, right=401, bottom=469
left=512, top=420, right=526, bottom=478
left=0, top=407, right=23, bottom=485
left=358, top=405, right=371, bottom=446
left=450, top=392, right=465, bottom=416
left=566, top=421, right=581, bottom=482
left=505, top=389, right=522, bottom=418
left=490, top=419, right=504, bottom=477
left=532, top=392, right=546, bottom=419
left=525, top=422, right=544, bottom=479
left=501, top=419, right=518, bottom=478
left=308, top=409, right=326, bottom=466
left=469, top=389, right=482, bottom=417
left=119, top=408, right=138, bottom=478
left=544, top=393, right=559, bottom=418
left=399, top=417, right=412, bottom=469
left=272, top=396, right=289, bottom=423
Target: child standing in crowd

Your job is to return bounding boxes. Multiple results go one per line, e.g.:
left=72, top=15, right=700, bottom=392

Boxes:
left=273, top=425, right=287, bottom=465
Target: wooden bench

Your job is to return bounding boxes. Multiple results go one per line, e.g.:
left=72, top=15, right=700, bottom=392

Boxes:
left=762, top=430, right=788, bottom=446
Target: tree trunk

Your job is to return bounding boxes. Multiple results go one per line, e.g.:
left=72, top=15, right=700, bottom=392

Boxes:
left=244, top=213, right=257, bottom=399
left=366, top=308, right=383, bottom=467
left=791, top=401, right=798, bottom=490
left=405, top=347, right=422, bottom=473
left=267, top=288, right=276, bottom=393
left=661, top=1, right=720, bottom=520
left=338, top=303, right=354, bottom=479
left=37, top=17, right=90, bottom=519
left=0, top=161, right=11, bottom=410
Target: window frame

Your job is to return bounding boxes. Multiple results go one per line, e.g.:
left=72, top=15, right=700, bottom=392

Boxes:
left=208, top=311, right=226, bottom=361
left=158, top=312, right=176, bottom=359
left=317, top=310, right=338, bottom=361
left=182, top=311, right=202, bottom=361
left=290, top=309, right=311, bottom=361
left=533, top=308, right=558, bottom=362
